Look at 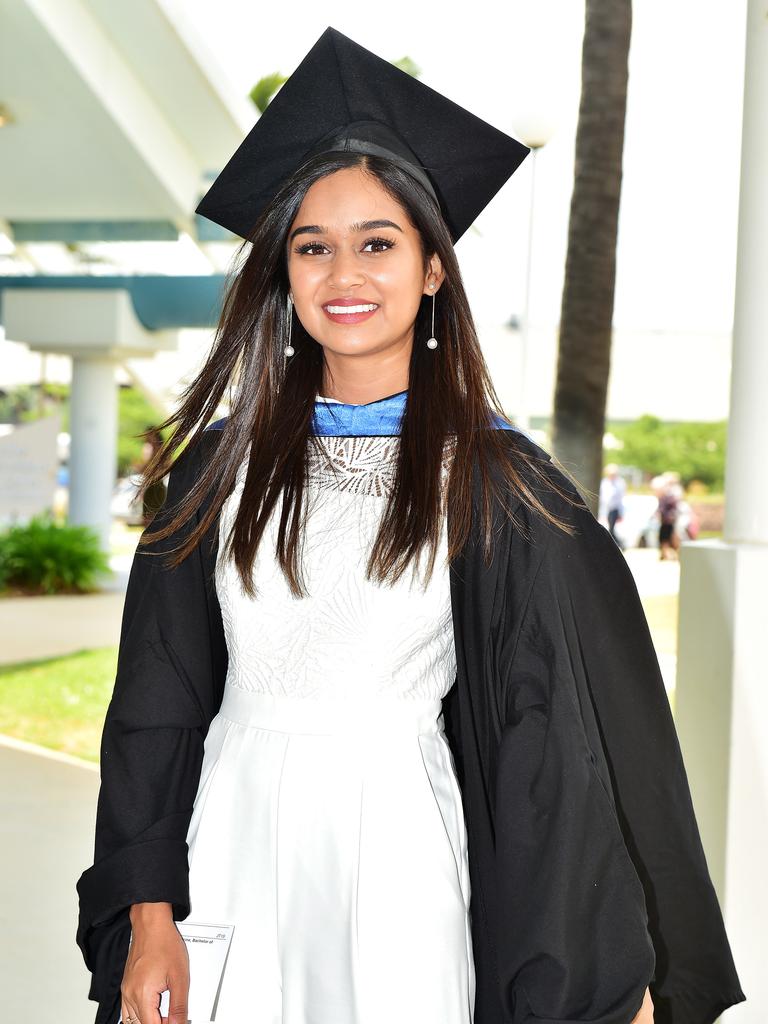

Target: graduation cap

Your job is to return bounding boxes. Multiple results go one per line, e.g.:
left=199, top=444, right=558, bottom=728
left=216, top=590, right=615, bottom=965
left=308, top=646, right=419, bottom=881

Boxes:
left=195, top=26, right=530, bottom=244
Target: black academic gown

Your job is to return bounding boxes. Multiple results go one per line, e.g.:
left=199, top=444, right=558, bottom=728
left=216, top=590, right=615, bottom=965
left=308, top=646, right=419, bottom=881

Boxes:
left=75, top=423, right=745, bottom=1024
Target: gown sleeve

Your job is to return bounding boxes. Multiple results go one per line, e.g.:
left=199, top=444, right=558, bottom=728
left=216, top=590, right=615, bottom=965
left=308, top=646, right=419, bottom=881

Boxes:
left=75, top=437, right=225, bottom=1021
left=495, top=480, right=746, bottom=1024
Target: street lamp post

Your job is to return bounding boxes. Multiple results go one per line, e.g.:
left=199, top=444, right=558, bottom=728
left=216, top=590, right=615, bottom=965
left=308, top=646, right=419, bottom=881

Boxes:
left=509, top=116, right=556, bottom=434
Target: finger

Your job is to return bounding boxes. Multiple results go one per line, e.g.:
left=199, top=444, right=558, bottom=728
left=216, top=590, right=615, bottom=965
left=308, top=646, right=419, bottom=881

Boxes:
left=138, top=988, right=163, bottom=1024
left=121, top=1000, right=141, bottom=1024
left=166, top=975, right=190, bottom=1024
left=166, top=1000, right=190, bottom=1023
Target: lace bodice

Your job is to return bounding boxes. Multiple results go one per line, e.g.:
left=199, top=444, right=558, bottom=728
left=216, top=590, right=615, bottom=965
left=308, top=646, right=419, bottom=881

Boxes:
left=215, top=434, right=458, bottom=701
left=306, top=433, right=457, bottom=499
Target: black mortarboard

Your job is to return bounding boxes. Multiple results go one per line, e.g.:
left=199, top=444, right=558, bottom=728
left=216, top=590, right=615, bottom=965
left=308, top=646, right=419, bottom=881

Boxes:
left=195, top=26, right=530, bottom=244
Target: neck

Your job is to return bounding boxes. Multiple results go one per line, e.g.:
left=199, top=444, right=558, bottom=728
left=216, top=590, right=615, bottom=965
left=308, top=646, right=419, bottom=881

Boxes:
left=321, top=384, right=408, bottom=404
left=320, top=355, right=410, bottom=406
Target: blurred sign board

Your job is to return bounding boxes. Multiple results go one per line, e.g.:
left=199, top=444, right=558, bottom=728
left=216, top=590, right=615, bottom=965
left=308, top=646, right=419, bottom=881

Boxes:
left=0, top=415, right=61, bottom=526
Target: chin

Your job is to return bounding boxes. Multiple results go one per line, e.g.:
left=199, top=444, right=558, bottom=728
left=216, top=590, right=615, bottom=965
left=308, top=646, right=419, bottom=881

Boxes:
left=322, top=329, right=383, bottom=349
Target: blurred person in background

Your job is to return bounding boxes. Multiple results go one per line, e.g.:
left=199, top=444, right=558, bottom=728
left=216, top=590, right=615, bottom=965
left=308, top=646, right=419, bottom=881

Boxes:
left=657, top=471, right=683, bottom=561
left=599, top=462, right=626, bottom=548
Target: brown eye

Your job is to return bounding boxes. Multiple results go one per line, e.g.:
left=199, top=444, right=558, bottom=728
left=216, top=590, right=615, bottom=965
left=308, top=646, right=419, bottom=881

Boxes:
left=363, top=237, right=397, bottom=253
left=293, top=241, right=327, bottom=255
left=292, top=236, right=397, bottom=256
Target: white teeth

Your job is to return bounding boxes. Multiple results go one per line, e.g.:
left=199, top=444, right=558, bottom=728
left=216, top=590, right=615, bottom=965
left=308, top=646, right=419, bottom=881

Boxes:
left=325, top=303, right=378, bottom=314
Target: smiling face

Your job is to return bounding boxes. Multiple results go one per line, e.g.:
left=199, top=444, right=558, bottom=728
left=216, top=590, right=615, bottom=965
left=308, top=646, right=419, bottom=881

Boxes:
left=285, top=164, right=444, bottom=401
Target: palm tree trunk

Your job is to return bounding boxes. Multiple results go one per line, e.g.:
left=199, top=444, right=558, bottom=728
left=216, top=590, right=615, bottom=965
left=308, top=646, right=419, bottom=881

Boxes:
left=552, top=0, right=632, bottom=515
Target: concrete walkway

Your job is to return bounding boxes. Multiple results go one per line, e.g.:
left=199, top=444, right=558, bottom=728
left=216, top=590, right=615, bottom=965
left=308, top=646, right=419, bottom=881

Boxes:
left=0, top=553, right=133, bottom=1017
left=0, top=733, right=100, bottom=1024
left=0, top=553, right=132, bottom=665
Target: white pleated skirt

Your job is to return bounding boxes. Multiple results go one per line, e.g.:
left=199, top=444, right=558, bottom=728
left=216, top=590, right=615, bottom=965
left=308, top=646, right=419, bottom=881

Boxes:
left=185, top=684, right=476, bottom=1024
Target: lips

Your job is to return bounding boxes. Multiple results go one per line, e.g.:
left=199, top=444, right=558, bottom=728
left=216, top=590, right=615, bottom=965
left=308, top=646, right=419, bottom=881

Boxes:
left=322, top=298, right=379, bottom=310
left=322, top=299, right=380, bottom=325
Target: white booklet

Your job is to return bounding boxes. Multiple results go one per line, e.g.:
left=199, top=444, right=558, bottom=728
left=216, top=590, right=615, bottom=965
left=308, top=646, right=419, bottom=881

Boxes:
left=120, top=921, right=235, bottom=1023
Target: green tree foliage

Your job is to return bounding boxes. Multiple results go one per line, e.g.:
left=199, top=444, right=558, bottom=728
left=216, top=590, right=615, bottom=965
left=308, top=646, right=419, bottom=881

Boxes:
left=249, top=73, right=289, bottom=113
left=609, top=415, right=727, bottom=490
left=0, top=383, right=166, bottom=476
left=0, top=382, right=66, bottom=422
left=116, top=386, right=169, bottom=476
left=249, top=52, right=421, bottom=115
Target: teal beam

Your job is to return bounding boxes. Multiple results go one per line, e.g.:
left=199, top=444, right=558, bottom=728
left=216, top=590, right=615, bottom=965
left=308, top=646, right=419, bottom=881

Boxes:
left=195, top=174, right=239, bottom=242
left=0, top=275, right=227, bottom=330
left=195, top=213, right=238, bottom=243
left=9, top=221, right=181, bottom=243
left=9, top=216, right=237, bottom=245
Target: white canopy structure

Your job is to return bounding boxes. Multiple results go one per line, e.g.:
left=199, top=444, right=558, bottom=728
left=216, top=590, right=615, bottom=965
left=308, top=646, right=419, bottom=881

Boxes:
left=0, top=0, right=249, bottom=548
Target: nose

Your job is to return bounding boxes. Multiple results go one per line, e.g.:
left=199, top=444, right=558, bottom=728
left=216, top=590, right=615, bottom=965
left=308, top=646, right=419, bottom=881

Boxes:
left=327, top=244, right=366, bottom=289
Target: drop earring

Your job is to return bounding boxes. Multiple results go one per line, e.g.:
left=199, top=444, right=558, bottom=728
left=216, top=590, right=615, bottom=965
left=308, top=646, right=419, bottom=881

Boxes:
left=426, top=282, right=438, bottom=349
left=285, top=295, right=295, bottom=358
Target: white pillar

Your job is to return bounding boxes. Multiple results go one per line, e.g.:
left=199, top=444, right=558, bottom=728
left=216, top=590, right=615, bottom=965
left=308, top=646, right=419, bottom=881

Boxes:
left=674, top=2, right=767, bottom=1020
left=723, top=1, right=768, bottom=545
left=68, top=356, right=118, bottom=553
left=3, top=288, right=178, bottom=562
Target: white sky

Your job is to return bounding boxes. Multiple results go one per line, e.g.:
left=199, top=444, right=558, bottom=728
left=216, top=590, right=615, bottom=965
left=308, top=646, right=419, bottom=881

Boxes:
left=181, top=0, right=748, bottom=336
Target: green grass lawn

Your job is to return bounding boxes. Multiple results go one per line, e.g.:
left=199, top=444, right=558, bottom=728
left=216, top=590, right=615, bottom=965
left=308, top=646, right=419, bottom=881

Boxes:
left=642, top=592, right=679, bottom=655
left=0, top=586, right=679, bottom=762
left=641, top=592, right=678, bottom=716
left=111, top=522, right=143, bottom=556
left=0, top=647, right=117, bottom=762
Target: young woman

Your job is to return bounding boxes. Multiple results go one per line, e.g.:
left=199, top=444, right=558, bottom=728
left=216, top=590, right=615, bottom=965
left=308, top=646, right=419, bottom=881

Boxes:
left=76, top=28, right=744, bottom=1024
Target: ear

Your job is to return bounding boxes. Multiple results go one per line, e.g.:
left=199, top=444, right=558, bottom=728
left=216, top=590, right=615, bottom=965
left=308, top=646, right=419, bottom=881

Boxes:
left=424, top=254, right=446, bottom=295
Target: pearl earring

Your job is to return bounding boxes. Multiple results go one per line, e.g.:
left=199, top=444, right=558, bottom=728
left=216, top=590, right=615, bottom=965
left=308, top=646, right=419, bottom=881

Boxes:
left=427, top=282, right=438, bottom=349
left=285, top=295, right=294, bottom=358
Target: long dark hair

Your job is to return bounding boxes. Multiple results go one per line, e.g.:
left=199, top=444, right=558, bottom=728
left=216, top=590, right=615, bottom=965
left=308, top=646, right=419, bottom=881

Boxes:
left=137, top=150, right=581, bottom=598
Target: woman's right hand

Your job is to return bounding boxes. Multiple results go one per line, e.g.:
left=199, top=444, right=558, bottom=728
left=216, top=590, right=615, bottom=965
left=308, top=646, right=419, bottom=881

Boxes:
left=121, top=903, right=190, bottom=1024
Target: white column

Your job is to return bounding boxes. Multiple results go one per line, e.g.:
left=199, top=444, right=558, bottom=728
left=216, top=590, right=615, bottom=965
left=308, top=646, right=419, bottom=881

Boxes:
left=674, top=3, right=767, bottom=1020
left=723, top=0, right=768, bottom=545
left=68, top=356, right=117, bottom=553
left=4, top=288, right=178, bottom=560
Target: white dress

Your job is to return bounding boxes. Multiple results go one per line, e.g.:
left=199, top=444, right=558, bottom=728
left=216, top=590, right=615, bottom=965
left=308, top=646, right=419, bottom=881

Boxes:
left=184, top=431, right=475, bottom=1024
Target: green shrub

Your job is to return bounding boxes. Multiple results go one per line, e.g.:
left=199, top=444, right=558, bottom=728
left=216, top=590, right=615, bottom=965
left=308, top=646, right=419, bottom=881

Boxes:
left=0, top=514, right=111, bottom=595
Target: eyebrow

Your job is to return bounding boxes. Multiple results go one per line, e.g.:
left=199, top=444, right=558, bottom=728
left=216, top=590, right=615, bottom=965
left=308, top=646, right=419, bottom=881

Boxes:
left=288, top=219, right=404, bottom=244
